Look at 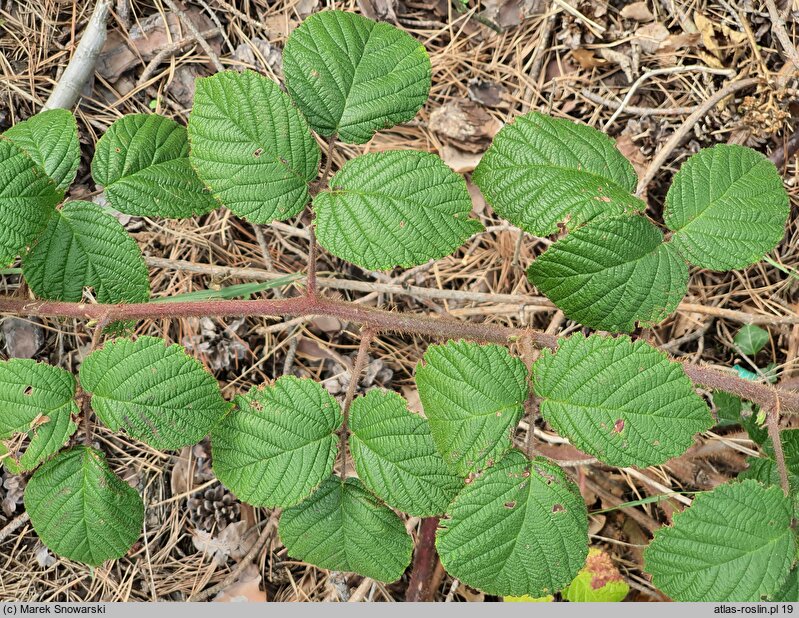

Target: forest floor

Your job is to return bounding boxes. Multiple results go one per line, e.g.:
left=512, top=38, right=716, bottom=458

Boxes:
left=0, top=0, right=798, bottom=603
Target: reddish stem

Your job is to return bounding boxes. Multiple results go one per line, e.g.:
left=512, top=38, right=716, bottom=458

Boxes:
left=339, top=328, right=375, bottom=478
left=1, top=295, right=797, bottom=414
left=406, top=517, right=441, bottom=602
left=767, top=402, right=790, bottom=496
left=307, top=226, right=318, bottom=297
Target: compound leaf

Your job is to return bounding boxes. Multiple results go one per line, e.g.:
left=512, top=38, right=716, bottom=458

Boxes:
left=664, top=144, right=789, bottom=271
left=188, top=70, right=320, bottom=224
left=349, top=389, right=462, bottom=516
left=279, top=476, right=413, bottom=582
left=92, top=114, right=217, bottom=219
left=314, top=150, right=483, bottom=270
left=79, top=337, right=230, bottom=451
left=437, top=450, right=589, bottom=597
left=0, top=359, right=78, bottom=473
left=0, top=139, right=62, bottom=267
left=283, top=10, right=431, bottom=144
left=533, top=333, right=712, bottom=467
left=212, top=376, right=342, bottom=508
left=23, top=201, right=149, bottom=304
left=527, top=215, right=688, bottom=333
left=24, top=446, right=144, bottom=566
left=3, top=109, right=80, bottom=192
left=734, top=324, right=769, bottom=356
left=473, top=112, right=644, bottom=236
left=644, top=480, right=795, bottom=601
left=415, top=340, right=528, bottom=475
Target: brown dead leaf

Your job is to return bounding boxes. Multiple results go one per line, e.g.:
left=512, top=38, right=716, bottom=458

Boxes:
left=694, top=12, right=721, bottom=60
left=213, top=565, right=266, bottom=602
left=467, top=79, right=508, bottom=108
left=440, top=145, right=483, bottom=173
left=295, top=337, right=351, bottom=370
left=98, top=6, right=220, bottom=82
left=635, top=22, right=670, bottom=54
left=721, top=23, right=747, bottom=46
left=192, top=520, right=257, bottom=565
left=262, top=14, right=297, bottom=38
left=357, top=0, right=398, bottom=23
left=467, top=181, right=487, bottom=215
left=599, top=48, right=635, bottom=82
left=429, top=101, right=501, bottom=153
left=309, top=316, right=345, bottom=334
left=621, top=1, right=654, bottom=22
left=670, top=309, right=706, bottom=338
left=295, top=0, right=319, bottom=18
left=170, top=446, right=193, bottom=497
left=2, top=317, right=44, bottom=358
left=401, top=386, right=423, bottom=415
left=615, top=134, right=648, bottom=180
left=478, top=0, right=547, bottom=31
left=588, top=513, right=607, bottom=536
left=658, top=32, right=700, bottom=65
left=571, top=48, right=608, bottom=70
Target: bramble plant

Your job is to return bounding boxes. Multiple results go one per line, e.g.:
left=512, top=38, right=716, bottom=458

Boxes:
left=0, top=8, right=797, bottom=602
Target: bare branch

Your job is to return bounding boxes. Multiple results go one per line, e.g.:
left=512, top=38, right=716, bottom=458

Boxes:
left=44, top=0, right=111, bottom=110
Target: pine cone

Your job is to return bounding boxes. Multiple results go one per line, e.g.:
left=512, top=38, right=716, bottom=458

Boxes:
left=187, top=483, right=240, bottom=532
left=1, top=471, right=26, bottom=517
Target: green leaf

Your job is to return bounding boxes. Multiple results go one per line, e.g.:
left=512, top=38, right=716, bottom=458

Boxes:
left=188, top=70, right=320, bottom=224
left=436, top=450, right=588, bottom=597
left=664, top=144, right=789, bottom=271
left=278, top=475, right=413, bottom=582
left=772, top=566, right=799, bottom=602
left=527, top=215, right=688, bottom=333
left=415, top=340, right=528, bottom=475
left=24, top=446, right=144, bottom=566
left=473, top=112, right=644, bottom=236
left=734, top=324, right=769, bottom=356
left=282, top=10, right=431, bottom=144
left=79, top=336, right=230, bottom=451
left=533, top=333, right=712, bottom=467
left=22, top=201, right=149, bottom=304
left=712, top=390, right=767, bottom=444
left=212, top=376, right=341, bottom=508
left=0, top=359, right=78, bottom=472
left=349, top=389, right=462, bottom=516
left=712, top=390, right=743, bottom=426
left=151, top=274, right=299, bottom=303
left=3, top=109, right=80, bottom=192
left=0, top=139, right=62, bottom=267
left=92, top=114, right=217, bottom=219
left=561, top=548, right=630, bottom=602
left=313, top=150, right=483, bottom=270
left=644, top=480, right=795, bottom=601
left=740, top=428, right=799, bottom=492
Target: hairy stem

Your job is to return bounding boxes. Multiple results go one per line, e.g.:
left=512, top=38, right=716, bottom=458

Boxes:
left=320, top=135, right=337, bottom=187
left=1, top=295, right=797, bottom=414
left=81, top=317, right=109, bottom=445
left=406, top=517, right=441, bottom=602
left=767, top=402, right=790, bottom=496
left=339, top=328, right=375, bottom=479
left=307, top=226, right=318, bottom=298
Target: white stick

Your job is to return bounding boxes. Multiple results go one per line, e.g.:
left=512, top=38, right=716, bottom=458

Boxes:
left=43, top=0, right=111, bottom=110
